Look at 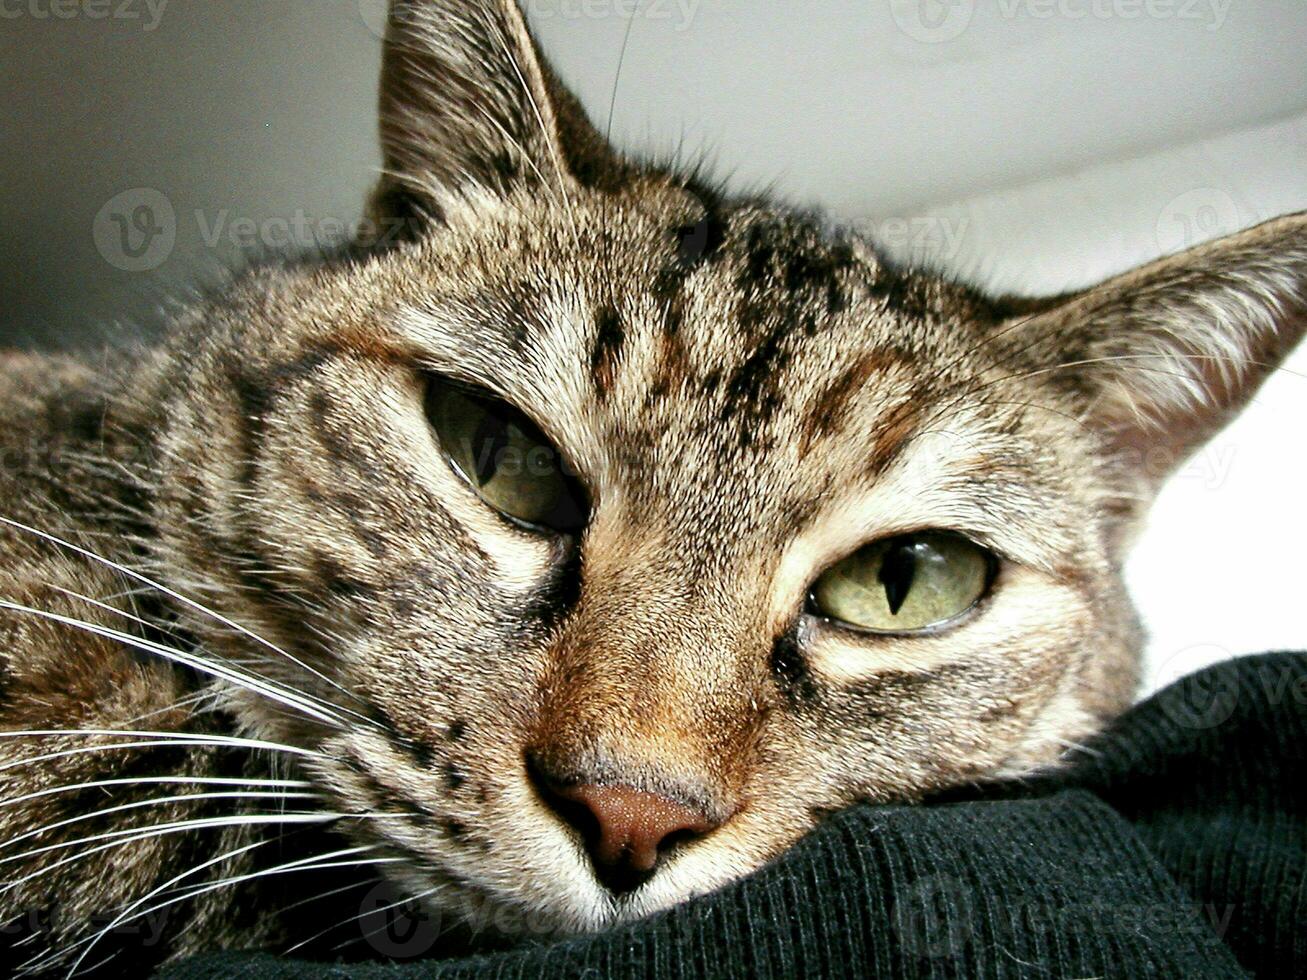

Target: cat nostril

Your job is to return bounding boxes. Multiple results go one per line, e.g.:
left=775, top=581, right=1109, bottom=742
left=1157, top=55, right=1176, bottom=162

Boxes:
left=532, top=769, right=718, bottom=894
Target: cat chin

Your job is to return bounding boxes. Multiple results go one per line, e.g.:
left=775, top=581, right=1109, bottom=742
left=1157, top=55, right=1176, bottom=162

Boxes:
left=366, top=814, right=780, bottom=941
left=616, top=844, right=773, bottom=924
left=384, top=859, right=619, bottom=939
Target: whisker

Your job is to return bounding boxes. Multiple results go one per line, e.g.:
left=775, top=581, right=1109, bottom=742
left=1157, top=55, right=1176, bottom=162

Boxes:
left=971, top=351, right=1264, bottom=397
left=0, top=516, right=370, bottom=711
left=0, top=741, right=313, bottom=777
left=307, top=882, right=443, bottom=955
left=0, top=791, right=320, bottom=852
left=0, top=729, right=326, bottom=771
left=48, top=583, right=191, bottom=647
left=0, top=813, right=348, bottom=890
left=1, top=775, right=312, bottom=809
left=267, top=877, right=378, bottom=929
left=1051, top=736, right=1104, bottom=757
left=63, top=849, right=402, bottom=979
left=488, top=25, right=583, bottom=247
left=123, top=690, right=216, bottom=727
left=37, top=837, right=274, bottom=979
left=605, top=0, right=644, bottom=142
left=37, top=586, right=387, bottom=734
left=327, top=882, right=445, bottom=954
left=0, top=601, right=347, bottom=729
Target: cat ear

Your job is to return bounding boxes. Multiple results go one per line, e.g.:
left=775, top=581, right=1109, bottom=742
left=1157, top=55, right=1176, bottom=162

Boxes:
left=1009, top=212, right=1307, bottom=499
left=370, top=0, right=628, bottom=224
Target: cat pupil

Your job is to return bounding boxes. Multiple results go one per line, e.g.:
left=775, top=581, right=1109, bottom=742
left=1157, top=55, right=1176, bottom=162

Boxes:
left=426, top=379, right=591, bottom=534
left=472, top=413, right=514, bottom=487
left=879, top=539, right=917, bottom=616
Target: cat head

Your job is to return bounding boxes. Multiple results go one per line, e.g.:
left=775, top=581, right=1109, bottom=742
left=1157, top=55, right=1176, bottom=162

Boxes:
left=146, top=0, right=1307, bottom=934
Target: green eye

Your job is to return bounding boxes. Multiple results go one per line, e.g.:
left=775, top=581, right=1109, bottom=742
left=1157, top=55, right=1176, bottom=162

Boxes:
left=809, top=532, right=993, bottom=634
left=425, top=380, right=588, bottom=534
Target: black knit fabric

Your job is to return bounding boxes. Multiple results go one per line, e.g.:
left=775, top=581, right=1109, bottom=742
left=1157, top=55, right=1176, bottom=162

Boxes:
left=158, top=652, right=1306, bottom=979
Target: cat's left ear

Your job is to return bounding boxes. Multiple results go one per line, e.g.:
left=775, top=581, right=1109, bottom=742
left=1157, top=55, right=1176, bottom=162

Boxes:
left=369, top=0, right=628, bottom=225
left=1008, top=211, right=1307, bottom=504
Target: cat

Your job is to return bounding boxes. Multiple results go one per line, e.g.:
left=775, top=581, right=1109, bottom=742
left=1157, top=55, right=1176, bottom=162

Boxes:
left=1, top=0, right=1305, bottom=975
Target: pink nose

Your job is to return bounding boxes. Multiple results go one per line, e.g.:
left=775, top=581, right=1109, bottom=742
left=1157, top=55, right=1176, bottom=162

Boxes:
left=538, top=779, right=718, bottom=892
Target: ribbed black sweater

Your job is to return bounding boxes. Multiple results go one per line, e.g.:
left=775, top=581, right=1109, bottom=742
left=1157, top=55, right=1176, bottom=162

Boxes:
left=160, top=652, right=1306, bottom=979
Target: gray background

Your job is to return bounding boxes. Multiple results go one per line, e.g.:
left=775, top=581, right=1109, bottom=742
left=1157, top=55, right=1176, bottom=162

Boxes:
left=2, top=0, right=1306, bottom=687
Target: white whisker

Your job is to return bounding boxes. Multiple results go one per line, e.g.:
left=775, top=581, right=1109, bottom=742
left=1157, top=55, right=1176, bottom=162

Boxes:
left=64, top=848, right=400, bottom=979
left=327, top=882, right=444, bottom=954
left=51, top=582, right=388, bottom=735
left=0, top=813, right=348, bottom=891
left=26, top=836, right=273, bottom=979
left=0, top=600, right=346, bottom=728
left=1, top=775, right=312, bottom=809
left=54, top=837, right=275, bottom=978
left=0, top=791, right=320, bottom=852
left=289, top=884, right=436, bottom=955
left=0, top=516, right=370, bottom=711
left=51, top=585, right=389, bottom=735
left=123, top=690, right=216, bottom=727
left=48, top=583, right=190, bottom=646
left=0, top=729, right=325, bottom=774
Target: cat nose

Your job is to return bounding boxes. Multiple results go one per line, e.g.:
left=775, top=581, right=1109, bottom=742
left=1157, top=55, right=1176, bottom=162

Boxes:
left=533, top=773, right=719, bottom=893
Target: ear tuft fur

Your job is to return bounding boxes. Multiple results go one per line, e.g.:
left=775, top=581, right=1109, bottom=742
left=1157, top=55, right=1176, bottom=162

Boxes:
left=370, top=0, right=630, bottom=226
left=1013, top=212, right=1307, bottom=493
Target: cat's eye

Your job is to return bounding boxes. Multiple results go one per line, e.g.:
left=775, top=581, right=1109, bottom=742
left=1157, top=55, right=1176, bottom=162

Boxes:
left=425, top=380, right=588, bottom=534
left=809, top=532, right=994, bottom=634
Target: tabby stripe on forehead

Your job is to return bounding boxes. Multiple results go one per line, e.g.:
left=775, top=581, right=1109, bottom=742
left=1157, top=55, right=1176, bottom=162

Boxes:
left=866, top=387, right=924, bottom=477
left=652, top=329, right=692, bottom=400
left=590, top=305, right=625, bottom=398
left=720, top=324, right=788, bottom=428
left=799, top=348, right=908, bottom=457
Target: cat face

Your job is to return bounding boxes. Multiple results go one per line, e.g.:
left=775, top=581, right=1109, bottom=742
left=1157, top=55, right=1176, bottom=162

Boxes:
left=145, top=0, right=1307, bottom=936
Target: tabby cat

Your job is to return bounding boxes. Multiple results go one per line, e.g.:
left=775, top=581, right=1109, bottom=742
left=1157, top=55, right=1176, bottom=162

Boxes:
left=1, top=0, right=1304, bottom=975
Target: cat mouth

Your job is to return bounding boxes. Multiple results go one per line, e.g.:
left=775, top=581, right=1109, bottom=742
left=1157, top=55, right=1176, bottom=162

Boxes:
left=323, top=748, right=645, bottom=934
left=361, top=798, right=752, bottom=945
left=322, top=724, right=754, bottom=940
left=364, top=830, right=661, bottom=941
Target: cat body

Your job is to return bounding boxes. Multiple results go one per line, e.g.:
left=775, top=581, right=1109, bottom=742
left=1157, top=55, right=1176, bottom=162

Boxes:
left=1, top=0, right=1305, bottom=975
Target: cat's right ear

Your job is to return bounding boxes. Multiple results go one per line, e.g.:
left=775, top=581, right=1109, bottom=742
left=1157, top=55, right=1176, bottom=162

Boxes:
left=368, top=0, right=628, bottom=228
left=1002, top=211, right=1307, bottom=538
